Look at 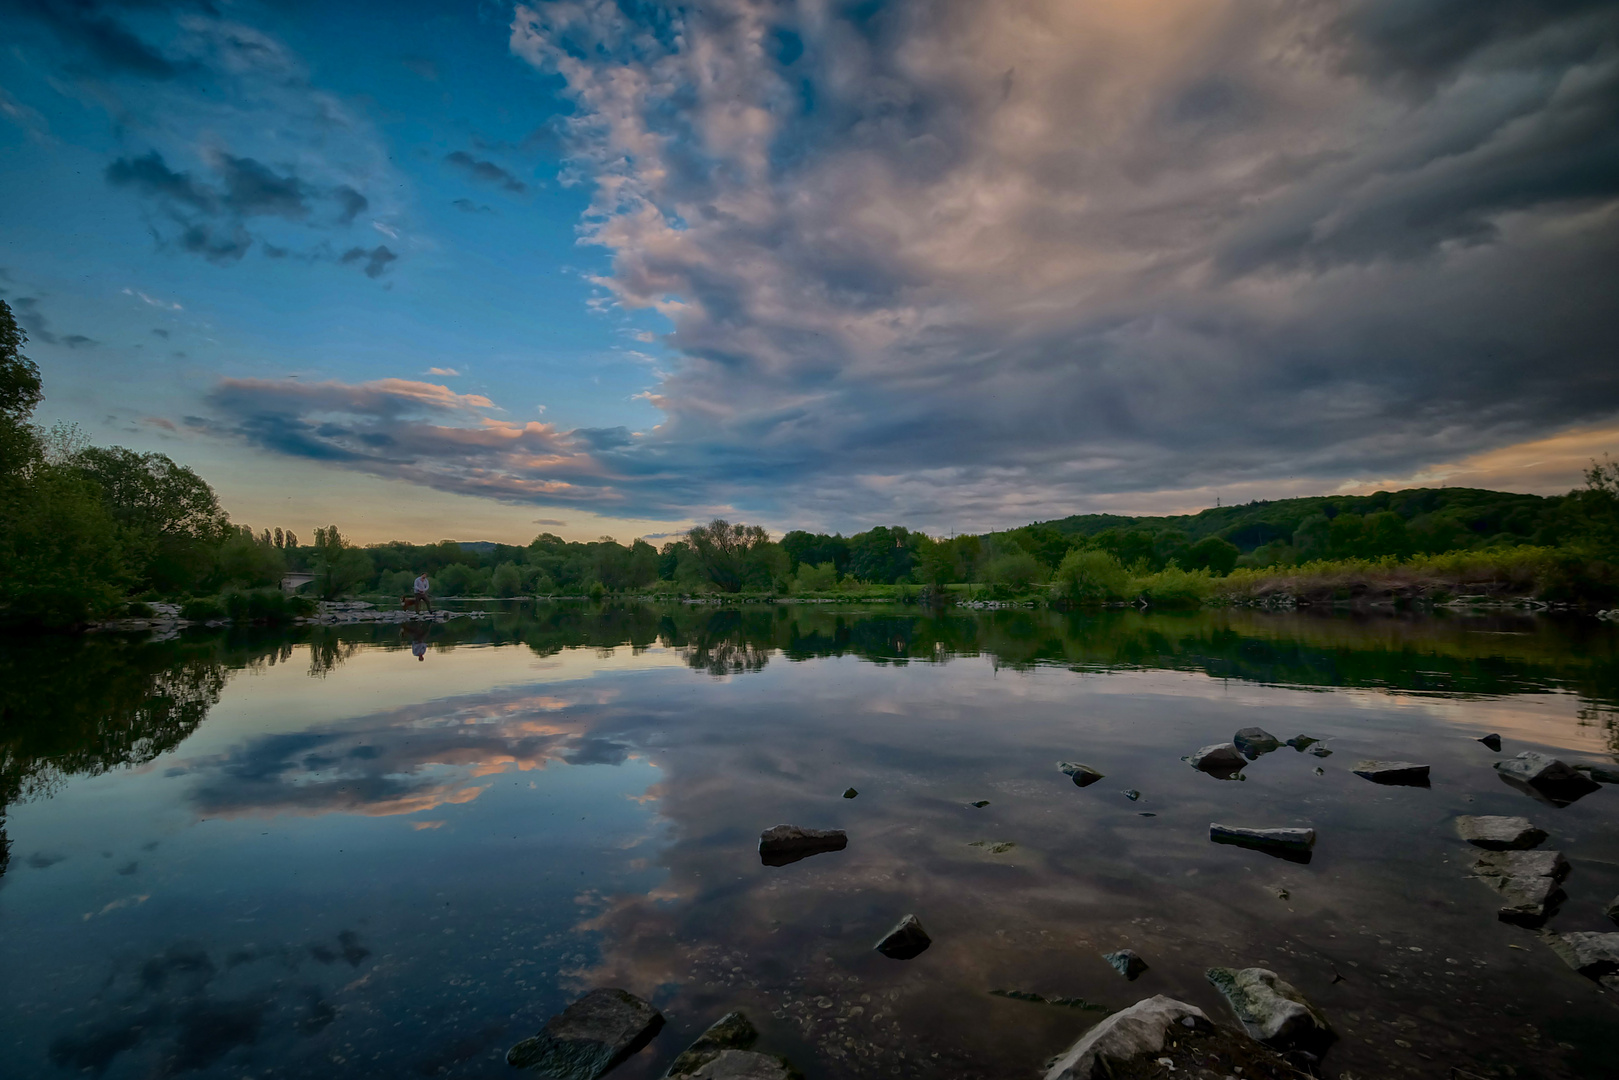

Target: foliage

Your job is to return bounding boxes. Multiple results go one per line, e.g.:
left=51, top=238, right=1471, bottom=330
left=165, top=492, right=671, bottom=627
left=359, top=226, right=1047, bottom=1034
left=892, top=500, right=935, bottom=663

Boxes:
left=222, top=588, right=314, bottom=624
left=1131, top=565, right=1215, bottom=608
left=310, top=525, right=373, bottom=600
left=72, top=445, right=230, bottom=594
left=793, top=561, right=838, bottom=592
left=686, top=519, right=787, bottom=592
left=1054, top=548, right=1131, bottom=605
left=180, top=596, right=226, bottom=620
left=0, top=465, right=129, bottom=626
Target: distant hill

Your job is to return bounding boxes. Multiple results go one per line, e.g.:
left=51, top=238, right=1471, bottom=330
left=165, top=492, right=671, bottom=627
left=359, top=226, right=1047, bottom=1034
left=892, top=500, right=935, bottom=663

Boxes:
left=455, top=541, right=501, bottom=553
left=1031, top=487, right=1562, bottom=553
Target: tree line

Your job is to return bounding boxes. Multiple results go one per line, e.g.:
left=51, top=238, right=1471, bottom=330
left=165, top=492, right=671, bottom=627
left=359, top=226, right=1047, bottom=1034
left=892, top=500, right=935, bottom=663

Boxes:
left=3, top=298, right=1615, bottom=627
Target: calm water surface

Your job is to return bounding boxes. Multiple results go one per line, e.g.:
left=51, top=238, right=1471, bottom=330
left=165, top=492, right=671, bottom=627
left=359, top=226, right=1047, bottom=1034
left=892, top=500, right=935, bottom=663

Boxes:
left=2, top=605, right=1618, bottom=1079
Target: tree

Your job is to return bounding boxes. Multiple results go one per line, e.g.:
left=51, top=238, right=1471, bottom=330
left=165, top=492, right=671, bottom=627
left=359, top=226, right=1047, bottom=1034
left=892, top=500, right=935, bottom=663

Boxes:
left=1561, top=456, right=1619, bottom=557
left=492, top=561, right=523, bottom=596
left=72, top=446, right=230, bottom=593
left=1053, top=548, right=1130, bottom=605
left=310, top=525, right=372, bottom=599
left=0, top=300, right=43, bottom=477
left=213, top=526, right=286, bottom=589
left=1185, top=536, right=1239, bottom=576
left=687, top=519, right=775, bottom=592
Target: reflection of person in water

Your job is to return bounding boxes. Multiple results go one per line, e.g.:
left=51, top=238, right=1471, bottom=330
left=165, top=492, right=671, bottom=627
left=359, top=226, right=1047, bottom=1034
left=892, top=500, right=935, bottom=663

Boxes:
left=402, top=623, right=428, bottom=662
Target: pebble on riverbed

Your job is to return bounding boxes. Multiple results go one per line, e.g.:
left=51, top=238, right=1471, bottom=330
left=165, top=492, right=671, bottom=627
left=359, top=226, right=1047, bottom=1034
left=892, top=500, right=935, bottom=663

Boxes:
left=507, top=987, right=664, bottom=1078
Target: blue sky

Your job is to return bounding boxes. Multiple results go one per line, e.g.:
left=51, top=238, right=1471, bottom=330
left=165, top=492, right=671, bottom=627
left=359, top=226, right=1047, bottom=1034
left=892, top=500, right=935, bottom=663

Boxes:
left=4, top=1, right=1617, bottom=543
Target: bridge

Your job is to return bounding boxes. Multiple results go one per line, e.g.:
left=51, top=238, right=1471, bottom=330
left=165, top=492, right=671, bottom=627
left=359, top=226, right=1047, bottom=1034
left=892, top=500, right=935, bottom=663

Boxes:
left=281, top=572, right=315, bottom=592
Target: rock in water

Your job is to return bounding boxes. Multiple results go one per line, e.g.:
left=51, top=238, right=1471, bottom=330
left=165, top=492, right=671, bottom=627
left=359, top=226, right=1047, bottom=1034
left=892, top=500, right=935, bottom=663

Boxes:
left=1043, top=996, right=1213, bottom=1080
left=1121, top=789, right=1141, bottom=801
left=1575, top=763, right=1619, bottom=784
left=1284, top=735, right=1317, bottom=751
left=1455, top=815, right=1546, bottom=850
left=665, top=1012, right=757, bottom=1077
left=1352, top=760, right=1431, bottom=786
left=757, top=825, right=847, bottom=867
left=1546, top=932, right=1619, bottom=982
left=875, top=914, right=931, bottom=959
left=1102, top=949, right=1148, bottom=980
left=1210, top=823, right=1316, bottom=863
left=1494, top=751, right=1602, bottom=806
left=508, top=988, right=665, bottom=1078
left=970, top=800, right=990, bottom=808
left=1478, top=733, right=1502, bottom=752
left=1059, top=761, right=1105, bottom=787
left=1472, top=849, right=1568, bottom=925
left=1608, top=894, right=1619, bottom=926
left=685, top=1051, right=800, bottom=1079
left=1189, top=743, right=1247, bottom=779
left=1204, top=967, right=1334, bottom=1052
left=1233, top=727, right=1282, bottom=758
left=842, top=787, right=858, bottom=799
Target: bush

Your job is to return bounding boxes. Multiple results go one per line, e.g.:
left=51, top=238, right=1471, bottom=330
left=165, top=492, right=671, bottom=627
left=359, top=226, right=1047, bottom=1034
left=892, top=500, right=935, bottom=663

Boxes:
left=1132, top=565, right=1215, bottom=608
left=126, top=601, right=155, bottom=618
left=1054, top=548, right=1131, bottom=605
left=985, top=548, right=1044, bottom=591
left=588, top=580, right=605, bottom=601
left=794, top=561, right=838, bottom=592
left=181, top=596, right=226, bottom=620
left=223, top=588, right=316, bottom=624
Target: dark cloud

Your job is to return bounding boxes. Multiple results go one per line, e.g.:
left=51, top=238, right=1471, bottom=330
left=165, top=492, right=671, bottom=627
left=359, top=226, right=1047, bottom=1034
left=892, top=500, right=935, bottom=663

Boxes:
left=179, top=221, right=252, bottom=264
left=151, top=328, right=169, bottom=339
left=443, top=150, right=527, bottom=194
left=334, top=184, right=368, bottom=225
left=105, top=151, right=214, bottom=212
left=451, top=198, right=493, bottom=214
left=16, top=0, right=185, bottom=80
left=60, top=334, right=97, bottom=349
left=339, top=245, right=397, bottom=279
left=216, top=155, right=311, bottom=220
left=8, top=294, right=96, bottom=348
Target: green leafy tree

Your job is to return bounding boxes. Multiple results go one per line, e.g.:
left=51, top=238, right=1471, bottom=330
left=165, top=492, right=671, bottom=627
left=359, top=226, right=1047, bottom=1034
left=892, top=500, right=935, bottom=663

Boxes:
left=311, top=525, right=372, bottom=599
left=1561, top=457, right=1619, bottom=557
left=72, top=446, right=229, bottom=593
left=213, top=525, right=287, bottom=589
left=687, top=519, right=776, bottom=592
left=793, top=561, right=838, bottom=592
left=492, top=561, right=523, bottom=596
left=1053, top=548, right=1131, bottom=605
left=1185, top=536, right=1240, bottom=576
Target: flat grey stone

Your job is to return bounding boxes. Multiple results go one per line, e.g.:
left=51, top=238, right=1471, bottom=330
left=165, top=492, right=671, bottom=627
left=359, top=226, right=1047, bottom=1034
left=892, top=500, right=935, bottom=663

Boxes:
left=1495, top=751, right=1602, bottom=806
left=1210, top=823, right=1315, bottom=862
left=1455, top=815, right=1545, bottom=850
left=508, top=988, right=664, bottom=1078
left=1547, top=932, right=1619, bottom=980
left=686, top=1050, right=799, bottom=1080
left=758, top=825, right=846, bottom=866
left=1058, top=761, right=1105, bottom=787
left=1352, top=760, right=1431, bottom=786
left=1574, top=763, right=1619, bottom=784
left=1043, top=995, right=1212, bottom=1080
left=1233, top=727, right=1281, bottom=757
left=665, top=1012, right=758, bottom=1078
left=875, top=914, right=931, bottom=959
left=1472, top=849, right=1568, bottom=925
left=1189, top=743, right=1246, bottom=778
left=1205, top=967, right=1333, bottom=1051
left=1102, top=949, right=1148, bottom=980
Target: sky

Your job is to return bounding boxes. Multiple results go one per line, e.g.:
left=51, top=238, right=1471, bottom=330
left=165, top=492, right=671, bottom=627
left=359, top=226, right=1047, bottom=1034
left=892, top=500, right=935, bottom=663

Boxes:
left=2, top=0, right=1616, bottom=545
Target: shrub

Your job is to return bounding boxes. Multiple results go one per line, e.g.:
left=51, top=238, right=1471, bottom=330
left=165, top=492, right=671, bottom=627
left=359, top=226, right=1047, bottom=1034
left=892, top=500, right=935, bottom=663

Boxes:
left=180, top=595, right=226, bottom=620
left=126, top=601, right=155, bottom=618
left=1053, top=548, right=1131, bottom=605
left=794, top=561, right=837, bottom=593
left=588, top=580, right=605, bottom=601
left=223, top=588, right=315, bottom=624
left=1132, top=565, right=1214, bottom=608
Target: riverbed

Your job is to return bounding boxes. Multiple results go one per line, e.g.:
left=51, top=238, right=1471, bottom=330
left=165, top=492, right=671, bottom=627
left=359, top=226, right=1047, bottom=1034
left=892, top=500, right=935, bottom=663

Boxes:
left=2, top=604, right=1616, bottom=1078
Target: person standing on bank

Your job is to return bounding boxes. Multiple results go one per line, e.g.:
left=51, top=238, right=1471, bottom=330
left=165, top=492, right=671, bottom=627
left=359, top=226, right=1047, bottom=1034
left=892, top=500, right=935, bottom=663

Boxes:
left=413, top=571, right=433, bottom=613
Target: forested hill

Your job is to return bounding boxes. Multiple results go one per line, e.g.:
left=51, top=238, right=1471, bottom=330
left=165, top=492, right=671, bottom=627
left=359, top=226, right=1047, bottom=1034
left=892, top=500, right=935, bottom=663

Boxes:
left=1033, top=487, right=1561, bottom=553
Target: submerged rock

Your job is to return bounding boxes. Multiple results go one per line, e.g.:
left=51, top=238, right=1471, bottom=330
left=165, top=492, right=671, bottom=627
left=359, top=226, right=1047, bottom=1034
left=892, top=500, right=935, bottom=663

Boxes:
left=990, top=989, right=1109, bottom=1012
left=1574, top=763, right=1619, bottom=784
left=1455, top=815, right=1546, bottom=850
left=874, top=914, right=931, bottom=959
left=508, top=988, right=665, bottom=1079
left=1308, top=746, right=1333, bottom=758
left=1233, top=727, right=1282, bottom=758
left=685, top=1050, right=800, bottom=1080
left=1478, top=733, right=1503, bottom=752
left=758, top=825, right=847, bottom=867
left=1059, top=761, right=1105, bottom=787
left=1205, top=967, right=1334, bottom=1052
left=1121, top=789, right=1141, bottom=802
left=1472, top=849, right=1568, bottom=925
left=970, top=800, right=990, bottom=808
left=1189, top=743, right=1247, bottom=779
left=1352, top=760, right=1431, bottom=786
left=1043, top=996, right=1212, bottom=1080
left=1495, top=752, right=1602, bottom=806
left=1546, top=932, right=1619, bottom=982
left=1608, top=894, right=1619, bottom=925
left=842, top=787, right=858, bottom=799
left=1103, top=949, right=1148, bottom=980
left=665, top=1012, right=757, bottom=1077
left=1284, top=735, right=1318, bottom=752
left=1210, top=823, right=1316, bottom=863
